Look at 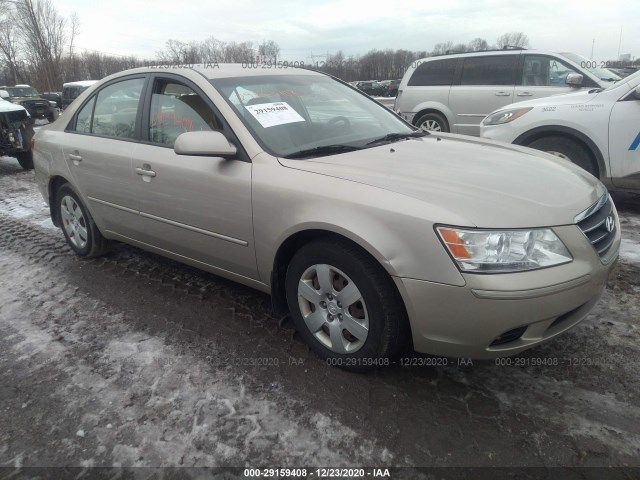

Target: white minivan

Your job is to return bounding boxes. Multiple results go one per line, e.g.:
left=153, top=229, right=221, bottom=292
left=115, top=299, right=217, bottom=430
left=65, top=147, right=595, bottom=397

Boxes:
left=395, top=49, right=620, bottom=136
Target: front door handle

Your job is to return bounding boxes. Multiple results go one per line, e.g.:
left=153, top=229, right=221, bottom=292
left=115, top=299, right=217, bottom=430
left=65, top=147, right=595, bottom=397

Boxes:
left=517, top=92, right=533, bottom=97
left=136, top=166, right=156, bottom=177
left=494, top=92, right=511, bottom=96
left=69, top=153, right=82, bottom=162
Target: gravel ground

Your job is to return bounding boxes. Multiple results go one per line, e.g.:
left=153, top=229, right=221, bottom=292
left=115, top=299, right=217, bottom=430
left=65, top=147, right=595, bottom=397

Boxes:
left=0, top=155, right=639, bottom=477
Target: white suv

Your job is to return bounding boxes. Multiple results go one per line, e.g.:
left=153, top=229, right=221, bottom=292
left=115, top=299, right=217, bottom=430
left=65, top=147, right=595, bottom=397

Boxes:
left=480, top=71, right=640, bottom=192
left=395, top=49, right=620, bottom=136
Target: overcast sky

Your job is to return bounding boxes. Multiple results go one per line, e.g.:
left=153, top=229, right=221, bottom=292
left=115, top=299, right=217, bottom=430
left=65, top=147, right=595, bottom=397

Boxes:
left=55, top=0, right=638, bottom=62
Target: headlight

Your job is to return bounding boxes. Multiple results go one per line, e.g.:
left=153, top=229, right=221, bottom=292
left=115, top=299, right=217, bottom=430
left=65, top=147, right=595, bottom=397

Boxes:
left=436, top=227, right=572, bottom=273
left=482, top=107, right=532, bottom=126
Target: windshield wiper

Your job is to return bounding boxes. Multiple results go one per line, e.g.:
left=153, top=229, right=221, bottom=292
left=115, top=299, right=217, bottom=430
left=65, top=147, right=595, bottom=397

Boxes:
left=283, top=144, right=363, bottom=159
left=365, top=130, right=428, bottom=146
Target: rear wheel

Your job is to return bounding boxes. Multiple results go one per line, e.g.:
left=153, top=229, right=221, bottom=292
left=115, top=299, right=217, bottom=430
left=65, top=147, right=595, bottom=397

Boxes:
left=285, top=239, right=409, bottom=372
left=56, top=184, right=110, bottom=257
left=16, top=151, right=34, bottom=170
left=415, top=112, right=448, bottom=133
left=527, top=136, right=598, bottom=177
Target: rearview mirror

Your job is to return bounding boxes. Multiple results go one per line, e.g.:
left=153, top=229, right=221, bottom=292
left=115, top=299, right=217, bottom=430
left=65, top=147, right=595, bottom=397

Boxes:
left=566, top=73, right=584, bottom=87
left=174, top=131, right=237, bottom=158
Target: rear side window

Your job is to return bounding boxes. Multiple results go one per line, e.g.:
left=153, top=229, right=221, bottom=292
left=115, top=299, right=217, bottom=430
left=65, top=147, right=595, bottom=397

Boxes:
left=408, top=59, right=457, bottom=86
left=68, top=78, right=144, bottom=138
left=460, top=55, right=518, bottom=86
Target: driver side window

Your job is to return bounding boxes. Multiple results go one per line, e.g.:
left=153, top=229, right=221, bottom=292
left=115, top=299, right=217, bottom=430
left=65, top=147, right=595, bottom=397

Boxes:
left=523, top=56, right=579, bottom=86
left=149, top=80, right=221, bottom=147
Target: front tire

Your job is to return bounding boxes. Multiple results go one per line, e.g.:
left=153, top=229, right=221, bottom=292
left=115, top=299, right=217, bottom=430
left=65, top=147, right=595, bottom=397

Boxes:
left=285, top=239, right=409, bottom=372
left=415, top=112, right=449, bottom=133
left=527, top=136, right=598, bottom=177
left=16, top=151, right=34, bottom=170
left=56, top=184, right=110, bottom=257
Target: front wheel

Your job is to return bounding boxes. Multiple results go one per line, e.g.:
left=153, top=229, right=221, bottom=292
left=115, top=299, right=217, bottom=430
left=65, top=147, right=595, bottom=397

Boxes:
left=527, top=136, right=598, bottom=177
left=56, top=184, right=110, bottom=257
left=415, top=112, right=449, bottom=132
left=16, top=151, right=34, bottom=170
left=285, top=239, right=409, bottom=371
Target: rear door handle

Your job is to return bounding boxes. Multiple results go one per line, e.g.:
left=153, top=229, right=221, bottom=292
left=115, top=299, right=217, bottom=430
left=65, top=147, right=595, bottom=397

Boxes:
left=517, top=92, right=533, bottom=97
left=68, top=153, right=82, bottom=162
left=494, top=92, right=511, bottom=96
left=136, top=167, right=156, bottom=177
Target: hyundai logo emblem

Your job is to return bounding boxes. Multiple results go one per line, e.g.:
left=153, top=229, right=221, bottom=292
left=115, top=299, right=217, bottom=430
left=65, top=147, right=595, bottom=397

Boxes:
left=605, top=215, right=615, bottom=233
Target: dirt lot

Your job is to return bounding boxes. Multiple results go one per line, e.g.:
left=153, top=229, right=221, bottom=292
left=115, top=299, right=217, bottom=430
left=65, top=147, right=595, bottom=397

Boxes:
left=0, top=155, right=639, bottom=477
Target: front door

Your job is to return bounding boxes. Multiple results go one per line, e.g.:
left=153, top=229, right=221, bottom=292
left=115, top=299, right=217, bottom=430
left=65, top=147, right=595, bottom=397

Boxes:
left=131, top=76, right=257, bottom=279
left=609, top=88, right=640, bottom=190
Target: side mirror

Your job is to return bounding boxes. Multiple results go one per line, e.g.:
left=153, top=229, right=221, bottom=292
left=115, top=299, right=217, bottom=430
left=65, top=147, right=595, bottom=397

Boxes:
left=566, top=73, right=584, bottom=87
left=174, top=131, right=237, bottom=158
left=0, top=90, right=9, bottom=99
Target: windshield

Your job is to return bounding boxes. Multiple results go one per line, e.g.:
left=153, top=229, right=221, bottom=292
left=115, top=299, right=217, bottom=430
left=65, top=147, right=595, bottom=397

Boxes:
left=5, top=87, right=40, bottom=98
left=212, top=74, right=414, bottom=158
left=562, top=53, right=622, bottom=82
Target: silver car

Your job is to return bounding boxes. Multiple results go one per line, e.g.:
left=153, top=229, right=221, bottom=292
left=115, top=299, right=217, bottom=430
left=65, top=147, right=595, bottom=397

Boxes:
left=33, top=65, right=620, bottom=371
left=395, top=50, right=621, bottom=136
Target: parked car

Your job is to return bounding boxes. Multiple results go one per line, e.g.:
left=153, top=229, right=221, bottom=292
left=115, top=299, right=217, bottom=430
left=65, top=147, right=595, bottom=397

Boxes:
left=42, top=92, right=63, bottom=110
left=62, top=80, right=98, bottom=109
left=33, top=65, right=620, bottom=370
left=0, top=84, right=58, bottom=123
left=480, top=70, right=640, bottom=193
left=380, top=79, right=400, bottom=97
left=0, top=96, right=35, bottom=169
left=607, top=67, right=637, bottom=79
left=356, top=81, right=385, bottom=96
left=395, top=49, right=622, bottom=135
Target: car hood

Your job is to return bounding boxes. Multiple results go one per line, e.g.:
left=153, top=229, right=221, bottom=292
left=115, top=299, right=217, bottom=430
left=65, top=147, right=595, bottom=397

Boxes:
left=278, top=134, right=603, bottom=228
left=506, top=88, right=603, bottom=110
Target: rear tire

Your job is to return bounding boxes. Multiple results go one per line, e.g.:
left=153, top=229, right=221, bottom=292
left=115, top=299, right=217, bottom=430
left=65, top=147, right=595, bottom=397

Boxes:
left=56, top=183, right=110, bottom=258
left=16, top=151, right=34, bottom=170
left=285, top=239, right=409, bottom=372
left=415, top=112, right=449, bottom=133
left=527, top=136, right=598, bottom=177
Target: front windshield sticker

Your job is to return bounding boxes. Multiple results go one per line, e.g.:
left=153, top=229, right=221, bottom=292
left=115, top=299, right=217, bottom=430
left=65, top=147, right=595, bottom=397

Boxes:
left=244, top=102, right=305, bottom=128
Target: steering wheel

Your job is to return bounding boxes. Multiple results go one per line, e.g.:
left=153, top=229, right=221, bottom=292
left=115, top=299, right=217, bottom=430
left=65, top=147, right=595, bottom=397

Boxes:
left=327, top=116, right=351, bottom=130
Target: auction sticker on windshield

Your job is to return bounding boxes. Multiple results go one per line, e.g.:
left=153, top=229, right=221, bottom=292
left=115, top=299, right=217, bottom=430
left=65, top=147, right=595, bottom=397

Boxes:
left=245, top=102, right=305, bottom=128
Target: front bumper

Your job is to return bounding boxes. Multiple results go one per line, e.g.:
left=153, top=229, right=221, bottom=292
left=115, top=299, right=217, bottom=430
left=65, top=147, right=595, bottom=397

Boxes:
left=394, top=223, right=620, bottom=359
left=479, top=123, right=520, bottom=143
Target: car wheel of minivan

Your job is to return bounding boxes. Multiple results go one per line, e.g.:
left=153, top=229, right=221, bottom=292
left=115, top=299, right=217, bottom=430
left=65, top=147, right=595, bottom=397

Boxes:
left=56, top=184, right=110, bottom=258
left=285, top=239, right=408, bottom=372
left=527, top=136, right=598, bottom=177
left=415, top=113, right=448, bottom=133
left=16, top=151, right=34, bottom=170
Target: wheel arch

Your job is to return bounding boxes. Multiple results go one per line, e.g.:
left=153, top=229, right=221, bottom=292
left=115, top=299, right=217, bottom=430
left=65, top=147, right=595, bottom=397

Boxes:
left=411, top=103, right=454, bottom=131
left=513, top=126, right=606, bottom=180
left=269, top=228, right=403, bottom=318
left=48, top=175, right=72, bottom=227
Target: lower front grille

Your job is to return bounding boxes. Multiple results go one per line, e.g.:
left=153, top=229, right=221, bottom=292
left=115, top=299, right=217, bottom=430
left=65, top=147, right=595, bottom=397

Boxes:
left=490, top=326, right=527, bottom=346
left=575, top=194, right=616, bottom=258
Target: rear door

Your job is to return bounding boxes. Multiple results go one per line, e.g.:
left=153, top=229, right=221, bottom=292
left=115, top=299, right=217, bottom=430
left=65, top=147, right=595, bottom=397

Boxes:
left=61, top=75, right=147, bottom=237
left=448, top=54, right=518, bottom=136
left=514, top=54, right=579, bottom=102
left=130, top=74, right=257, bottom=279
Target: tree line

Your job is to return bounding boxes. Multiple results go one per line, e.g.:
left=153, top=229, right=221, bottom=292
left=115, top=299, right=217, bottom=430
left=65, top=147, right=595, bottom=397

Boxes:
left=1, top=0, right=637, bottom=92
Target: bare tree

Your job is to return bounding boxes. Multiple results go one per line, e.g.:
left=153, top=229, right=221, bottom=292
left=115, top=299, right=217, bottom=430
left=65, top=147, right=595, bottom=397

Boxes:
left=0, top=4, right=23, bottom=84
left=258, top=40, right=280, bottom=61
left=431, top=41, right=455, bottom=55
left=468, top=37, right=490, bottom=52
left=496, top=32, right=530, bottom=49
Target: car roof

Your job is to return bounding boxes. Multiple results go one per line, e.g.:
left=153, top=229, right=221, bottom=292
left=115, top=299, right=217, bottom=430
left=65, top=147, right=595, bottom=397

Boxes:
left=63, top=80, right=98, bottom=87
left=413, top=49, right=578, bottom=63
left=122, top=63, right=325, bottom=80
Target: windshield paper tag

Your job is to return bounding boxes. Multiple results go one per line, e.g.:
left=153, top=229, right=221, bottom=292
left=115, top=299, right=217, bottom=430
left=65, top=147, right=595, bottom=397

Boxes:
left=244, top=102, right=305, bottom=128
